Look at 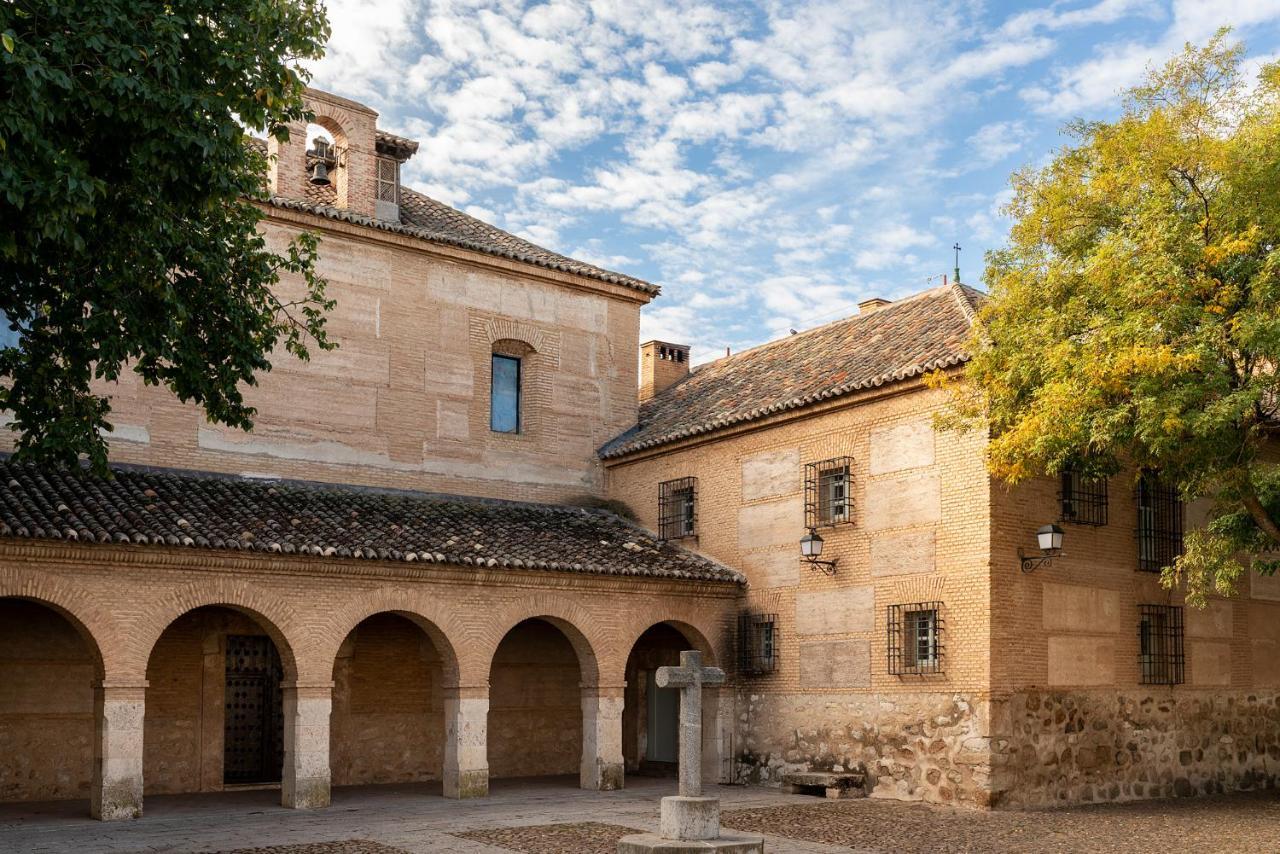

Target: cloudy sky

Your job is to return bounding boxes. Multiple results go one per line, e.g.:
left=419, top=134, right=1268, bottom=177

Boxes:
left=307, top=0, right=1280, bottom=363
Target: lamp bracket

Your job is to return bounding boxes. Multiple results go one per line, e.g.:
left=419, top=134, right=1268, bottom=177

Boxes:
left=802, top=556, right=838, bottom=576
left=1017, top=547, right=1057, bottom=574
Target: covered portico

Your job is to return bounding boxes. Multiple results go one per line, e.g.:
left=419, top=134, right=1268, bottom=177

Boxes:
left=0, top=462, right=741, bottom=820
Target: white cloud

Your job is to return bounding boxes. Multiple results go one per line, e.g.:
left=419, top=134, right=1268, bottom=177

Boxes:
left=967, top=121, right=1032, bottom=165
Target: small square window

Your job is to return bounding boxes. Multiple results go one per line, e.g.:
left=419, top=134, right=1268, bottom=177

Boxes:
left=1138, top=604, right=1185, bottom=685
left=490, top=354, right=520, bottom=433
left=1059, top=465, right=1107, bottom=526
left=805, top=457, right=852, bottom=528
left=888, top=602, right=945, bottom=676
left=658, top=477, right=696, bottom=540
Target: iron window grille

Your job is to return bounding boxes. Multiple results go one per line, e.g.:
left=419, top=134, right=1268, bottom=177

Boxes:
left=376, top=156, right=399, bottom=204
left=658, top=477, right=697, bottom=540
left=1137, top=473, right=1183, bottom=572
left=737, top=612, right=778, bottom=676
left=887, top=602, right=945, bottom=676
left=1138, top=604, right=1185, bottom=685
left=1059, top=465, right=1108, bottom=526
left=804, top=457, right=852, bottom=528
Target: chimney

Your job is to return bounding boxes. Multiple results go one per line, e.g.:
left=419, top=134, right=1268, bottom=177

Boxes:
left=640, top=341, right=690, bottom=402
left=858, top=297, right=891, bottom=314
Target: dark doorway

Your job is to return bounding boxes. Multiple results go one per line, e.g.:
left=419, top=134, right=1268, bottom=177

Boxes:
left=624, top=623, right=691, bottom=776
left=223, top=635, right=283, bottom=785
left=645, top=669, right=679, bottom=763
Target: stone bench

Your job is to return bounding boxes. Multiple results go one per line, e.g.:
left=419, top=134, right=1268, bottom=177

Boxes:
left=781, top=771, right=867, bottom=799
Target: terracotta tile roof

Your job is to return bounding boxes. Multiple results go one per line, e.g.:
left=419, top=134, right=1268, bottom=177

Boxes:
left=249, top=138, right=656, bottom=295
left=601, top=283, right=983, bottom=458
left=0, top=462, right=740, bottom=583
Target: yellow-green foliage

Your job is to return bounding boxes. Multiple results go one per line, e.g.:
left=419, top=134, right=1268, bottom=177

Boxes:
left=943, top=31, right=1280, bottom=606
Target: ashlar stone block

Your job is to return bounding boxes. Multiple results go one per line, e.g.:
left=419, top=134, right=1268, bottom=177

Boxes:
left=798, top=639, right=870, bottom=688
left=740, top=448, right=799, bottom=501
left=795, top=586, right=874, bottom=635
left=869, top=418, right=935, bottom=475
left=864, top=471, right=940, bottom=531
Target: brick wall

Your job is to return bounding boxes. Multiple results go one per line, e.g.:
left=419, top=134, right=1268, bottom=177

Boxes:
left=0, top=601, right=95, bottom=802
left=488, top=619, right=582, bottom=779
left=605, top=382, right=996, bottom=805
left=35, top=212, right=647, bottom=505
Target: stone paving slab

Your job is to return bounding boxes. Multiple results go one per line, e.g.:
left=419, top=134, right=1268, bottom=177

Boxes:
left=456, top=821, right=637, bottom=853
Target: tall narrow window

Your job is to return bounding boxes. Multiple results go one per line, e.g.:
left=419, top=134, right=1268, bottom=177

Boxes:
left=1137, top=473, right=1183, bottom=572
left=490, top=354, right=520, bottom=433
left=1138, top=604, right=1185, bottom=685
left=804, top=457, right=852, bottom=528
left=888, top=602, right=945, bottom=676
left=376, top=156, right=399, bottom=204
left=1059, top=465, right=1108, bottom=526
left=659, top=477, right=697, bottom=539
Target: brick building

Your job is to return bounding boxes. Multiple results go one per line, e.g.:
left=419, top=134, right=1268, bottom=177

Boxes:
left=602, top=286, right=1280, bottom=808
left=0, top=89, right=741, bottom=820
left=2, top=86, right=1277, bottom=823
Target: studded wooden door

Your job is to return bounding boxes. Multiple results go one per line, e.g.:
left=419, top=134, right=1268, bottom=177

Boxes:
left=224, top=635, right=284, bottom=784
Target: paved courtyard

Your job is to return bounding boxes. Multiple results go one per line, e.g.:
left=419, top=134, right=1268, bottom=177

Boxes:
left=2, top=777, right=1277, bottom=854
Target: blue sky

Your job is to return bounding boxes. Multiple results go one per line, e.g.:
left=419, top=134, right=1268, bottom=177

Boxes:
left=308, top=0, right=1280, bottom=364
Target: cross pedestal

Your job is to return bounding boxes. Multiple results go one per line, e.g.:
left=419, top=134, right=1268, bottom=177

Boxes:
left=618, top=651, right=763, bottom=854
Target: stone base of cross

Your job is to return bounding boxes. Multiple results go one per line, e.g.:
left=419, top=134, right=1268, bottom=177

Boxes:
left=617, top=651, right=764, bottom=854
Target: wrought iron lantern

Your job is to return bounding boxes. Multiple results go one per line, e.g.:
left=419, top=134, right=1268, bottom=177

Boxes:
left=1018, top=523, right=1064, bottom=573
left=800, top=527, right=837, bottom=575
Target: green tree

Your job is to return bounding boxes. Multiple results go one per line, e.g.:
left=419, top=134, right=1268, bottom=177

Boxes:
left=941, top=31, right=1280, bottom=605
left=0, top=0, right=334, bottom=473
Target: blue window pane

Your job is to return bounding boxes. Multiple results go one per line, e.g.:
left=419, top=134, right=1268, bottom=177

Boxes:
left=491, top=355, right=520, bottom=433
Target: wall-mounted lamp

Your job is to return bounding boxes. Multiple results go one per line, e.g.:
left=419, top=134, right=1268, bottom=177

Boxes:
left=800, top=528, right=837, bottom=575
left=1018, top=523, right=1064, bottom=573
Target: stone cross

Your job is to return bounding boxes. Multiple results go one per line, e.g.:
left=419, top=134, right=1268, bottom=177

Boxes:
left=655, top=649, right=724, bottom=797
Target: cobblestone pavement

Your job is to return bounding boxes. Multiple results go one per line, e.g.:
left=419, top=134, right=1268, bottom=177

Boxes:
left=455, top=822, right=636, bottom=853
left=723, top=789, right=1280, bottom=854
left=1, top=777, right=1276, bottom=854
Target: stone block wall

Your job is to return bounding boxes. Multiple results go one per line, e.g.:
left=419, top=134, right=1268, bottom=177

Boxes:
left=992, top=689, right=1280, bottom=807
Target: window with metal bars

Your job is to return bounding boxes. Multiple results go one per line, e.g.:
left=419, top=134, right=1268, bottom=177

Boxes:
left=737, top=612, right=778, bottom=676
left=1137, top=473, right=1183, bottom=572
left=376, top=156, right=399, bottom=203
left=887, top=602, right=944, bottom=676
left=804, top=457, right=852, bottom=528
left=1138, top=604, right=1185, bottom=685
left=1059, top=465, right=1108, bottom=526
left=658, top=477, right=697, bottom=539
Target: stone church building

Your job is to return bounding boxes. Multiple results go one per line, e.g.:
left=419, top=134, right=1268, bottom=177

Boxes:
left=1, top=88, right=1276, bottom=821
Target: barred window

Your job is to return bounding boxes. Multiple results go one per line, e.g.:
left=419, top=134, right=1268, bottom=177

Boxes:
left=804, top=457, right=851, bottom=528
left=737, top=612, right=777, bottom=676
left=376, top=156, right=399, bottom=204
left=658, top=477, right=696, bottom=540
left=888, top=602, right=944, bottom=676
left=1137, top=473, right=1183, bottom=572
left=1138, top=604, right=1185, bottom=685
left=1059, top=465, right=1107, bottom=526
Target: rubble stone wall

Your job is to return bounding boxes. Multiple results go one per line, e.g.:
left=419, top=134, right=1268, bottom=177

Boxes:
left=732, top=690, right=997, bottom=808
left=992, top=689, right=1280, bottom=808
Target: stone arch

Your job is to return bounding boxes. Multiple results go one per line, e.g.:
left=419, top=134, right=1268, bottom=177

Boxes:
left=0, top=566, right=112, bottom=680
left=320, top=587, right=463, bottom=685
left=477, top=595, right=605, bottom=687
left=126, top=579, right=305, bottom=682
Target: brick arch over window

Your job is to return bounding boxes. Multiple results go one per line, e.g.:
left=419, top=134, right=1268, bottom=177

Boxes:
left=319, top=587, right=463, bottom=685
left=0, top=568, right=110, bottom=680
left=475, top=595, right=604, bottom=687
left=125, top=580, right=306, bottom=682
left=470, top=314, right=561, bottom=441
